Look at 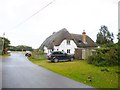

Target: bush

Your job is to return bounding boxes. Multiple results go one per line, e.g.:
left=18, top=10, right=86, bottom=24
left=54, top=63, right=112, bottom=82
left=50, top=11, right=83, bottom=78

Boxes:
left=0, top=50, right=2, bottom=55
left=87, top=48, right=118, bottom=66
left=31, top=49, right=46, bottom=60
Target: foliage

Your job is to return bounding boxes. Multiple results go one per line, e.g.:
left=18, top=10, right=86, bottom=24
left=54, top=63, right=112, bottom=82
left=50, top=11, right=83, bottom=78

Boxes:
left=31, top=49, right=46, bottom=60
left=0, top=37, right=10, bottom=55
left=117, top=32, right=120, bottom=62
left=96, top=25, right=114, bottom=45
left=87, top=48, right=119, bottom=66
left=8, top=45, right=33, bottom=51
left=93, top=26, right=119, bottom=66
left=100, top=42, right=117, bottom=48
left=28, top=59, right=118, bottom=88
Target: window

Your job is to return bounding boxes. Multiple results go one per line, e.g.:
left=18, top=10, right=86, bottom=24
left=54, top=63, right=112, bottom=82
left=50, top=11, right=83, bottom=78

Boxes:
left=78, top=40, right=82, bottom=44
left=67, top=49, right=70, bottom=53
left=59, top=52, right=63, bottom=54
left=52, top=51, right=63, bottom=54
left=67, top=40, right=70, bottom=45
left=53, top=52, right=59, bottom=54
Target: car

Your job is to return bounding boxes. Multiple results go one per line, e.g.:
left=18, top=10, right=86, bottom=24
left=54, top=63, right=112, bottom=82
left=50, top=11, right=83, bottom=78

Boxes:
left=7, top=50, right=11, bottom=54
left=25, top=51, right=31, bottom=57
left=47, top=51, right=74, bottom=63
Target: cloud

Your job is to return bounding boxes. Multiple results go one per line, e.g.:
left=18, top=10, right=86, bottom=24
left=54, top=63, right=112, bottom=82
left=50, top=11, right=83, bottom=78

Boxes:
left=0, top=0, right=118, bottom=48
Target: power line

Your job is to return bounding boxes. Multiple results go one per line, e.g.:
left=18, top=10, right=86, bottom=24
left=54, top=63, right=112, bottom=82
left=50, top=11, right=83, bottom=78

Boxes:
left=11, top=0, right=56, bottom=30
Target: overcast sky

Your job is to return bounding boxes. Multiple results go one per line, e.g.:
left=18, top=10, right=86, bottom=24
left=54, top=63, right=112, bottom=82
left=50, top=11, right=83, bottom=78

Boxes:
left=0, top=0, right=119, bottom=49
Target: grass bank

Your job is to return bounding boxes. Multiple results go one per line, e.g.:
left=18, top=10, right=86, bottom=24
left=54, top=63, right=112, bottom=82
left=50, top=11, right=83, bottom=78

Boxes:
left=0, top=54, right=10, bottom=57
left=29, top=58, right=119, bottom=88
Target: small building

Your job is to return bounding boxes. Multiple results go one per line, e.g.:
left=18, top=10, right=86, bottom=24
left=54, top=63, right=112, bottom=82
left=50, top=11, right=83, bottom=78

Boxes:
left=39, top=28, right=97, bottom=59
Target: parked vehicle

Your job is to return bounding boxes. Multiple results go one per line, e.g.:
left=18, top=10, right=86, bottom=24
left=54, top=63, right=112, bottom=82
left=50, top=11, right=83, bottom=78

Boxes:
left=25, top=51, right=31, bottom=57
left=47, top=51, right=74, bottom=63
left=7, top=50, right=11, bottom=54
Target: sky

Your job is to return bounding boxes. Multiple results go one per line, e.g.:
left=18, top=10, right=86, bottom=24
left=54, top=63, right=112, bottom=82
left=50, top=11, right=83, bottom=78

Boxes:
left=0, top=0, right=119, bottom=49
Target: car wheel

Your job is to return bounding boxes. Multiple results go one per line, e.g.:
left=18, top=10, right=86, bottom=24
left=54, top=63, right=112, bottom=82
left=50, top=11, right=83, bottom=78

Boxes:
left=25, top=53, right=28, bottom=56
left=54, top=58, right=58, bottom=63
left=28, top=54, right=31, bottom=57
left=70, top=58, right=74, bottom=61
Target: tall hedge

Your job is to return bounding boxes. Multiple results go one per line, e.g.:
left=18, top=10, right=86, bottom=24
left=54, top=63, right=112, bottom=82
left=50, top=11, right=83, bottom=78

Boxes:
left=87, top=48, right=119, bottom=66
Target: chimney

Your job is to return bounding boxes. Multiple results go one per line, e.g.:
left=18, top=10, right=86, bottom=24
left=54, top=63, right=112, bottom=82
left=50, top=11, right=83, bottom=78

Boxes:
left=82, top=30, right=87, bottom=44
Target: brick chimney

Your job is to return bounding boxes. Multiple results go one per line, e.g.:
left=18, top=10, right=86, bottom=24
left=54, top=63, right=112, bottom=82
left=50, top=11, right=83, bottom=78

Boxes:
left=82, top=30, right=87, bottom=44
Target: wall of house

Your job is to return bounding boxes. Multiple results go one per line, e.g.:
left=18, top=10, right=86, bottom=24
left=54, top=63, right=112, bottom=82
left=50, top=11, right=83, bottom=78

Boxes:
left=43, top=46, right=52, bottom=55
left=54, top=40, right=77, bottom=54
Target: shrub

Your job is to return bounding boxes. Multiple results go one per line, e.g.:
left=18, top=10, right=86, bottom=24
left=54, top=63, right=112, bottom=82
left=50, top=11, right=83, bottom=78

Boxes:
left=87, top=48, right=118, bottom=66
left=0, top=50, right=2, bottom=55
left=31, top=49, right=46, bottom=60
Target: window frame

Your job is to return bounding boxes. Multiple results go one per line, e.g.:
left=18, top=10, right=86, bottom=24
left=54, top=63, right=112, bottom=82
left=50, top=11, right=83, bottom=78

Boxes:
left=66, top=40, right=70, bottom=45
left=67, top=49, right=70, bottom=54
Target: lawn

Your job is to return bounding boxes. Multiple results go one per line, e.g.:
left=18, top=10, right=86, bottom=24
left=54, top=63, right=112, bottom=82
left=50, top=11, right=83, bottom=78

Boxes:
left=29, top=58, right=119, bottom=88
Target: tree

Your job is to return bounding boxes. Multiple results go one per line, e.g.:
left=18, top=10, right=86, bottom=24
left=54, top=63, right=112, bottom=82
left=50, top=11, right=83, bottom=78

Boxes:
left=96, top=25, right=114, bottom=45
left=117, top=31, right=120, bottom=64
left=118, top=29, right=120, bottom=44
left=0, top=37, right=10, bottom=54
left=15, top=45, right=33, bottom=51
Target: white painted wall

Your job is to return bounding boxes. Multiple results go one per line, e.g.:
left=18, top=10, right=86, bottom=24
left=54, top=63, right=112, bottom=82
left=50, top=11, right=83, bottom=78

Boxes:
left=43, top=40, right=77, bottom=54
left=44, top=46, right=48, bottom=53
left=44, top=46, right=52, bottom=55
left=54, top=40, right=77, bottom=54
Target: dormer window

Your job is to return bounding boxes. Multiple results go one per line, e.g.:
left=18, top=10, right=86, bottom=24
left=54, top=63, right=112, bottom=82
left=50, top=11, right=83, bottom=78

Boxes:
left=78, top=40, right=82, bottom=44
left=67, top=40, right=70, bottom=45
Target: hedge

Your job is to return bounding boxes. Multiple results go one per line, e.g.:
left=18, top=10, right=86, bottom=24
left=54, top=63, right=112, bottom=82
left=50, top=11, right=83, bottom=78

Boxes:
left=87, top=48, right=119, bottom=66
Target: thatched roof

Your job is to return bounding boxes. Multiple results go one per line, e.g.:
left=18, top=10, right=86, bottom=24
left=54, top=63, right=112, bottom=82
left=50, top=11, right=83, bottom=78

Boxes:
left=39, top=28, right=97, bottom=50
left=71, top=33, right=97, bottom=47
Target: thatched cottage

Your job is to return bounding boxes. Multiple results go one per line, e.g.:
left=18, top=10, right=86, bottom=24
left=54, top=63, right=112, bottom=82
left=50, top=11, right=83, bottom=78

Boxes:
left=39, top=28, right=97, bottom=59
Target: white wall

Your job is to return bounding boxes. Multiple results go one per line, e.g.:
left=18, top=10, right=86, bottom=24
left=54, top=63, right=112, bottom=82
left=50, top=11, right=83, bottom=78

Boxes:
left=54, top=40, right=77, bottom=54
left=44, top=46, right=52, bottom=55
left=44, top=46, right=48, bottom=53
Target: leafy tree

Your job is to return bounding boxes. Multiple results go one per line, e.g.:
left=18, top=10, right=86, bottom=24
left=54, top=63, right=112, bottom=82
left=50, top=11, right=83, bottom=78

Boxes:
left=117, top=31, right=120, bottom=64
left=0, top=37, right=10, bottom=54
left=96, top=25, right=114, bottom=45
left=118, top=29, right=120, bottom=44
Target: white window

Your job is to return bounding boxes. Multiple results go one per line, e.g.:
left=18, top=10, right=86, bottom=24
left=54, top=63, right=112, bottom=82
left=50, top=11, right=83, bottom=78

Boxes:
left=67, top=40, right=70, bottom=45
left=67, top=49, right=70, bottom=53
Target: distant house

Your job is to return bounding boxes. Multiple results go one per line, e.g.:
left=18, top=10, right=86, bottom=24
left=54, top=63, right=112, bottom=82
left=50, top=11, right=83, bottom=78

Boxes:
left=39, top=28, right=97, bottom=59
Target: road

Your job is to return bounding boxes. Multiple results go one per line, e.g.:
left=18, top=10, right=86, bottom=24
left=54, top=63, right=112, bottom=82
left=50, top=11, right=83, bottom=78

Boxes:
left=0, top=56, right=2, bottom=89
left=2, top=52, right=93, bottom=88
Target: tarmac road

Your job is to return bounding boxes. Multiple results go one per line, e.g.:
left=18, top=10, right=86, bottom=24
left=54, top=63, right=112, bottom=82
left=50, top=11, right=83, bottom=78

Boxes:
left=2, top=52, right=93, bottom=88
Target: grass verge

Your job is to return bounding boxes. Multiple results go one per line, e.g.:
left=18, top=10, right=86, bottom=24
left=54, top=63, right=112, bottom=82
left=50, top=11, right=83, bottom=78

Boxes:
left=0, top=54, right=11, bottom=57
left=28, top=57, right=119, bottom=88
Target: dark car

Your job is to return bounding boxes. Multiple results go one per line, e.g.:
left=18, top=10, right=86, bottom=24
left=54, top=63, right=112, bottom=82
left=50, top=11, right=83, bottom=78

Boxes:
left=25, top=51, right=31, bottom=57
left=47, top=51, right=74, bottom=63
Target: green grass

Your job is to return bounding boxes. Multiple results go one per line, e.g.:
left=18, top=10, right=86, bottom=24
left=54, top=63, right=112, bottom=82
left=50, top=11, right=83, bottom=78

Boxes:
left=29, top=58, right=119, bottom=88
left=0, top=54, right=11, bottom=57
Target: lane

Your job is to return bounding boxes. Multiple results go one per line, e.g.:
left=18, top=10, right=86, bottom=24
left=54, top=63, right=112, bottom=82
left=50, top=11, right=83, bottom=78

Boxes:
left=2, top=52, right=93, bottom=88
left=0, top=56, right=2, bottom=89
